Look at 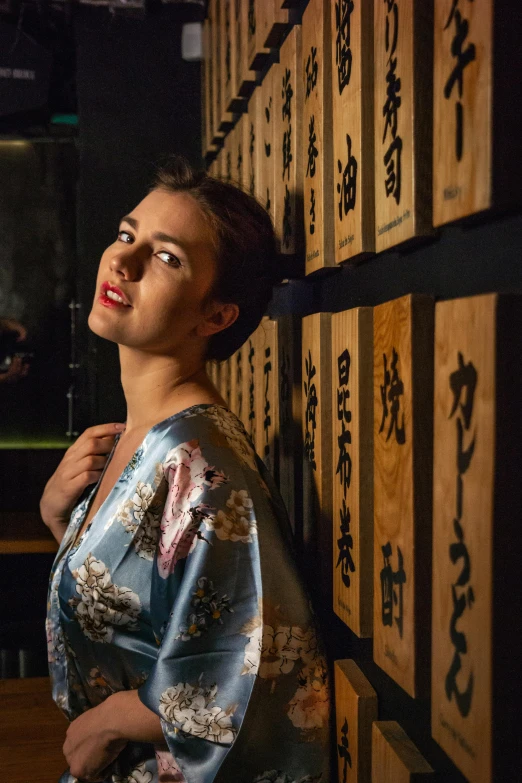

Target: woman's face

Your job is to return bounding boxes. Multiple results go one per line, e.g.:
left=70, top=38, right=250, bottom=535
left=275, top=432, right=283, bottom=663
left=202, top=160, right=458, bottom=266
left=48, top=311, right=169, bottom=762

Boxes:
left=88, top=188, right=221, bottom=357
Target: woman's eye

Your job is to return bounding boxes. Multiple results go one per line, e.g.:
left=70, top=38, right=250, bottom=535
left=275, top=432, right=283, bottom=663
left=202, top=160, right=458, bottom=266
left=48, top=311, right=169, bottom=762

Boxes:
left=117, top=230, right=133, bottom=243
left=157, top=251, right=181, bottom=268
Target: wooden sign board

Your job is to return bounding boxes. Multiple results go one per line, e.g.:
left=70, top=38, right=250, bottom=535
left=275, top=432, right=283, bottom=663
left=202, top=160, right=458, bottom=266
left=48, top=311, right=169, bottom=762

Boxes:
left=257, top=0, right=291, bottom=49
left=302, top=0, right=335, bottom=274
left=220, top=357, right=231, bottom=406
left=244, top=89, right=259, bottom=197
left=238, top=0, right=259, bottom=95
left=256, top=64, right=276, bottom=217
left=331, top=0, right=375, bottom=262
left=433, top=0, right=492, bottom=225
left=228, top=349, right=238, bottom=417
left=220, top=0, right=233, bottom=119
left=223, top=130, right=233, bottom=183
left=247, top=0, right=270, bottom=72
left=202, top=18, right=210, bottom=157
left=234, top=113, right=245, bottom=187
left=334, top=659, right=377, bottom=783
left=432, top=294, right=522, bottom=782
left=277, top=314, right=302, bottom=536
left=243, top=327, right=261, bottom=444
left=332, top=307, right=373, bottom=638
left=372, top=722, right=434, bottom=782
left=302, top=312, right=332, bottom=600
left=373, top=0, right=432, bottom=252
left=373, top=294, right=434, bottom=698
left=274, top=23, right=304, bottom=261
left=256, top=318, right=279, bottom=476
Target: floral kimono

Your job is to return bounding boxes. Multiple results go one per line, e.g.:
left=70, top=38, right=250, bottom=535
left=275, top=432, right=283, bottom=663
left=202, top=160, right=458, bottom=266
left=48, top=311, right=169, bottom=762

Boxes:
left=47, top=404, right=331, bottom=783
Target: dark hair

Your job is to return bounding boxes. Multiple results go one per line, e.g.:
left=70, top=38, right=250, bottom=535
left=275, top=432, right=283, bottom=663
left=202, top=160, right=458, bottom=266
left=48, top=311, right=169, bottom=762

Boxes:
left=151, top=154, right=283, bottom=362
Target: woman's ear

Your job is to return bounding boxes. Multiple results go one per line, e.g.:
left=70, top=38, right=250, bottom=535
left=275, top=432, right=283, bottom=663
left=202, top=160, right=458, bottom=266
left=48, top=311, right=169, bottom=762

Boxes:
left=195, top=301, right=239, bottom=338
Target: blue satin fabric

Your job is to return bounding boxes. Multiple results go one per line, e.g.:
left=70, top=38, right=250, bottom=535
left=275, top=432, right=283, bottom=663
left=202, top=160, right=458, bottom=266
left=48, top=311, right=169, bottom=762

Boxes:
left=47, top=404, right=331, bottom=783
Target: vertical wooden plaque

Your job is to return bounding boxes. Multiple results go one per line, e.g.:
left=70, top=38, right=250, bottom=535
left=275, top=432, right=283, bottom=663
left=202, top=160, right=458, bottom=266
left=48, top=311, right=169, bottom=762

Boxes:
left=302, top=312, right=332, bottom=600
left=223, top=130, right=233, bottom=182
left=302, top=0, right=335, bottom=274
left=257, top=64, right=276, bottom=217
left=238, top=0, right=258, bottom=98
left=220, top=0, right=233, bottom=119
left=258, top=0, right=290, bottom=49
left=243, top=327, right=261, bottom=445
left=331, top=307, right=374, bottom=638
left=247, top=0, right=270, bottom=72
left=202, top=18, right=211, bottom=157
left=373, top=294, right=434, bottom=698
left=235, top=113, right=245, bottom=187
left=334, top=659, right=377, bottom=783
left=244, top=89, right=259, bottom=197
left=373, top=0, right=432, bottom=252
left=331, top=0, right=375, bottom=263
left=228, top=349, right=238, bottom=417
left=372, top=722, right=434, bottom=782
left=277, top=314, right=302, bottom=537
left=432, top=294, right=522, bottom=782
left=274, top=23, right=304, bottom=260
left=209, top=0, right=221, bottom=143
left=256, top=318, right=279, bottom=476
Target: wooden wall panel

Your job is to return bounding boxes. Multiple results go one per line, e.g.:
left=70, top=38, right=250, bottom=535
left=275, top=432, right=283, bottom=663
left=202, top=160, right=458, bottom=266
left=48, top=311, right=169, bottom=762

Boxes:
left=277, top=314, right=302, bottom=536
left=220, top=0, right=233, bottom=118
left=234, top=113, right=245, bottom=187
left=302, top=312, right=332, bottom=600
left=238, top=0, right=258, bottom=95
left=373, top=0, right=432, bottom=252
left=247, top=0, right=270, bottom=72
left=331, top=307, right=373, bottom=638
left=433, top=0, right=492, bottom=225
left=274, top=23, right=304, bottom=260
left=256, top=318, right=279, bottom=476
left=372, top=722, right=434, bottom=782
left=373, top=295, right=434, bottom=698
left=432, top=294, right=522, bottom=782
left=302, top=0, right=335, bottom=274
left=334, top=659, right=377, bottom=783
left=244, top=89, right=259, bottom=197
left=256, top=64, right=276, bottom=217
left=258, top=0, right=290, bottom=48
left=331, top=0, right=375, bottom=263
left=243, top=326, right=262, bottom=445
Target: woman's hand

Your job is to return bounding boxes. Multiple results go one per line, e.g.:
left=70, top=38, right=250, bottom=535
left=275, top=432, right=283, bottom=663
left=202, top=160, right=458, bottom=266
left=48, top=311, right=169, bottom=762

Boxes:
left=63, top=702, right=127, bottom=782
left=40, top=422, right=125, bottom=542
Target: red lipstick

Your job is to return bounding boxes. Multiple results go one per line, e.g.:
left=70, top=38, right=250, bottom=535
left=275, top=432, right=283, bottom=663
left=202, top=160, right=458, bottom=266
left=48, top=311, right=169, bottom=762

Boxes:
left=99, top=282, right=132, bottom=308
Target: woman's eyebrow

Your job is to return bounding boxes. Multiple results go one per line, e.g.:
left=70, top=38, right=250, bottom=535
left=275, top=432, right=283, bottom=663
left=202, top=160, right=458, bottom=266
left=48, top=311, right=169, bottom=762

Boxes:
left=152, top=231, right=190, bottom=255
left=120, top=215, right=138, bottom=229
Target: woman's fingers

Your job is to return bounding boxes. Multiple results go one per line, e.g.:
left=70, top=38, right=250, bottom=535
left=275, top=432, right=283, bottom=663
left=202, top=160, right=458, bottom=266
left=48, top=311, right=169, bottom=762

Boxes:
left=68, top=423, right=125, bottom=454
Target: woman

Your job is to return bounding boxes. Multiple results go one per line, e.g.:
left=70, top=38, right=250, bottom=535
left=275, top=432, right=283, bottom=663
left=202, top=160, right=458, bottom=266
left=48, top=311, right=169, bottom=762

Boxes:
left=41, top=156, right=331, bottom=783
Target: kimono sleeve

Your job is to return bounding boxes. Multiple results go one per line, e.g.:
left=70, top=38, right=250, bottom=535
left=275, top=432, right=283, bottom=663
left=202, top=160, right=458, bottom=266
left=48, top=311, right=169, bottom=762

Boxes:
left=137, top=436, right=263, bottom=783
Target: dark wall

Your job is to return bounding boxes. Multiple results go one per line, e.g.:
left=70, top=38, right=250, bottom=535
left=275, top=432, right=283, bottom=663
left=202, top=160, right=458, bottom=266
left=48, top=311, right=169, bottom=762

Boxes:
left=75, top=8, right=202, bottom=425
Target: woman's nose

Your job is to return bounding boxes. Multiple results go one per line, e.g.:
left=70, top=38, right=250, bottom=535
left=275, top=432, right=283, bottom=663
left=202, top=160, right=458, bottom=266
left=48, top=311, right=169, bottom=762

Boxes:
left=109, top=246, right=144, bottom=280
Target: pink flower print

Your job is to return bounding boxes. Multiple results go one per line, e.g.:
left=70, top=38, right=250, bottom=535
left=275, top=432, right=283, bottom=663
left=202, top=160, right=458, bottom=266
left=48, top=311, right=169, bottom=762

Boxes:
left=163, top=440, right=228, bottom=508
left=158, top=503, right=215, bottom=579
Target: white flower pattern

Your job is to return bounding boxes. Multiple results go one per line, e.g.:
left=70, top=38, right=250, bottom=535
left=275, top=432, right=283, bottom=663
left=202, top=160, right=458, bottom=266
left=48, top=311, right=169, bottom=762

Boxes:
left=159, top=680, right=237, bottom=744
left=203, top=488, right=258, bottom=543
left=241, top=615, right=263, bottom=676
left=69, top=554, right=141, bottom=643
left=112, top=762, right=153, bottom=783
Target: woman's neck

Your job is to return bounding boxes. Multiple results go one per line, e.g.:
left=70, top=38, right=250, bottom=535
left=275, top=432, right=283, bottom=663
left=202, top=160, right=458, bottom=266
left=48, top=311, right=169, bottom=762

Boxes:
left=118, top=346, right=219, bottom=433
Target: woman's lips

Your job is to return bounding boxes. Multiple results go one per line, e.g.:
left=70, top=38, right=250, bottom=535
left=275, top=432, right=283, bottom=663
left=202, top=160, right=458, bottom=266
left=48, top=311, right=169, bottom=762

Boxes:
left=99, top=282, right=131, bottom=308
